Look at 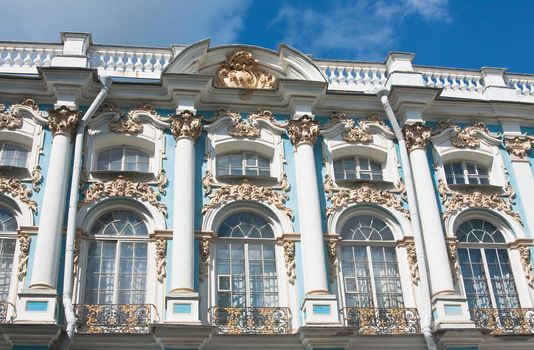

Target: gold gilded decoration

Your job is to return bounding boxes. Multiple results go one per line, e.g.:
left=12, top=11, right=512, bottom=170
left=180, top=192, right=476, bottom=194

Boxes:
left=227, top=111, right=260, bottom=138
left=518, top=245, right=534, bottom=288
left=109, top=116, right=143, bottom=134
left=156, top=169, right=168, bottom=195
left=155, top=237, right=167, bottom=283
left=327, top=240, right=338, bottom=283
left=447, top=240, right=460, bottom=282
left=99, top=102, right=144, bottom=134
left=47, top=106, right=80, bottom=135
left=282, top=239, right=296, bottom=285
left=504, top=136, right=534, bottom=159
left=325, top=113, right=373, bottom=143
left=202, top=171, right=214, bottom=195
left=248, top=109, right=288, bottom=128
left=0, top=103, right=23, bottom=129
left=31, top=165, right=42, bottom=192
left=74, top=304, right=152, bottom=334
left=324, top=175, right=408, bottom=217
left=341, top=307, right=420, bottom=335
left=199, top=238, right=211, bottom=282
left=202, top=179, right=293, bottom=219
left=438, top=179, right=521, bottom=224
left=170, top=110, right=202, bottom=140
left=216, top=50, right=275, bottom=89
left=287, top=115, right=320, bottom=146
left=17, top=232, right=31, bottom=280
left=403, top=122, right=432, bottom=151
left=471, top=308, right=534, bottom=335
left=434, top=120, right=493, bottom=149
left=405, top=242, right=420, bottom=285
left=81, top=176, right=167, bottom=215
left=0, top=177, right=36, bottom=212
left=210, top=307, right=291, bottom=334
left=73, top=235, right=80, bottom=278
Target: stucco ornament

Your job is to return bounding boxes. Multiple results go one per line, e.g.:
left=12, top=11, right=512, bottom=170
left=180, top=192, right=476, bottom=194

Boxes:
left=156, top=169, right=168, bottom=195
left=0, top=103, right=23, bottom=129
left=31, top=165, right=42, bottom=192
left=447, top=240, right=460, bottom=282
left=282, top=239, right=296, bottom=285
left=81, top=176, right=167, bottom=215
left=324, top=175, right=409, bottom=217
left=0, top=177, right=37, bottom=212
left=202, top=171, right=214, bottom=195
left=518, top=245, right=534, bottom=288
left=170, top=110, right=202, bottom=140
left=287, top=115, right=320, bottom=146
left=109, top=115, right=143, bottom=134
left=433, top=120, right=493, bottom=149
left=199, top=238, right=211, bottom=282
left=327, top=240, right=338, bottom=283
left=73, top=234, right=81, bottom=278
left=438, top=179, right=522, bottom=224
left=504, top=136, right=534, bottom=159
left=216, top=50, right=275, bottom=89
left=405, top=242, right=420, bottom=285
left=17, top=232, right=31, bottom=280
left=155, top=237, right=167, bottom=283
left=226, top=109, right=288, bottom=138
left=47, top=106, right=80, bottom=135
left=325, top=113, right=373, bottom=144
left=403, top=122, right=432, bottom=151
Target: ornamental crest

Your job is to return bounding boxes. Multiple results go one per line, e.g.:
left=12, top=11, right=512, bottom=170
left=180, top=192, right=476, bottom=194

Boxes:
left=0, top=104, right=23, bottom=129
left=403, top=122, right=431, bottom=151
left=433, top=120, right=494, bottom=149
left=17, top=232, right=31, bottom=280
left=216, top=50, right=275, bottom=89
left=47, top=106, right=80, bottom=135
left=98, top=103, right=144, bottom=134
left=170, top=110, right=202, bottom=140
left=438, top=179, right=521, bottom=224
left=81, top=176, right=167, bottom=215
left=282, top=239, right=296, bottom=285
left=220, top=108, right=288, bottom=138
left=287, top=115, right=320, bottom=146
left=405, top=242, right=420, bottom=285
left=0, top=177, right=37, bottom=212
left=324, top=175, right=408, bottom=217
left=504, top=136, right=534, bottom=159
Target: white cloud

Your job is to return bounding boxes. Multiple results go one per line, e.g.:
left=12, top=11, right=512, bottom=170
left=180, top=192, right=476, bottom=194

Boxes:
left=272, top=0, right=450, bottom=60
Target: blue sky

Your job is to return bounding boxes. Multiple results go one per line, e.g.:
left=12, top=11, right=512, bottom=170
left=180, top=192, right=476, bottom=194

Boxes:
left=1, top=0, right=533, bottom=73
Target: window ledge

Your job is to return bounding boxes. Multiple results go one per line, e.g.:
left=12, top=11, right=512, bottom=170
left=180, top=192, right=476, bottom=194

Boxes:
left=0, top=166, right=30, bottom=178
left=216, top=175, right=279, bottom=186
left=91, top=170, right=155, bottom=182
left=335, top=179, right=395, bottom=189
left=448, top=184, right=503, bottom=194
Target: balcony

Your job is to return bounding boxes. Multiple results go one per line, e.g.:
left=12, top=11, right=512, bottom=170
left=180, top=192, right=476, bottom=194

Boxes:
left=74, top=304, right=156, bottom=334
left=209, top=307, right=292, bottom=335
left=471, top=308, right=534, bottom=335
left=340, top=307, right=421, bottom=335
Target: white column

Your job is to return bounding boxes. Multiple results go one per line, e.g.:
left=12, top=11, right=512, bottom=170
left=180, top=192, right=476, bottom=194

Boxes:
left=30, top=107, right=79, bottom=289
left=404, top=123, right=455, bottom=297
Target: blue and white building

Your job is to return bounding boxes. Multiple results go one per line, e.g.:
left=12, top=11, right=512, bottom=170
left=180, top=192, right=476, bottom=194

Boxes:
left=0, top=32, right=533, bottom=350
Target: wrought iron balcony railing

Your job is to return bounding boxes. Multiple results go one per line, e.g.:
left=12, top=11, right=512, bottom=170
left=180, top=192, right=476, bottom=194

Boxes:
left=209, top=306, right=291, bottom=335
left=340, top=307, right=421, bottom=335
left=74, top=304, right=156, bottom=334
left=471, top=308, right=534, bottom=335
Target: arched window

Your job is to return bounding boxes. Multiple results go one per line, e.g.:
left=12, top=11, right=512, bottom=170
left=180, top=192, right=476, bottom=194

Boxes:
left=216, top=152, right=270, bottom=177
left=84, top=210, right=149, bottom=304
left=444, top=161, right=489, bottom=185
left=339, top=215, right=402, bottom=308
left=334, top=157, right=382, bottom=182
left=0, top=142, right=29, bottom=168
left=456, top=219, right=519, bottom=309
left=215, top=212, right=278, bottom=307
left=0, top=206, right=17, bottom=301
left=96, top=147, right=150, bottom=173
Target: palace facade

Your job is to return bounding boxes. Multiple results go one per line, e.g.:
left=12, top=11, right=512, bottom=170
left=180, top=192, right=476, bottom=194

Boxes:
left=0, top=32, right=533, bottom=350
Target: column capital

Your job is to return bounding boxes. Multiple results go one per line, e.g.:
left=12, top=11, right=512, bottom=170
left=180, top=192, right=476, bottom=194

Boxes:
left=287, top=115, right=320, bottom=147
left=170, top=110, right=202, bottom=141
left=504, top=136, right=534, bottom=160
left=403, top=122, right=432, bottom=151
left=47, top=106, right=80, bottom=135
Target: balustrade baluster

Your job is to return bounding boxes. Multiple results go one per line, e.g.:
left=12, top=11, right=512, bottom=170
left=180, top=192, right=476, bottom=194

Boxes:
left=125, top=52, right=134, bottom=72
left=105, top=51, right=115, bottom=70
left=115, top=51, right=125, bottom=71
left=154, top=54, right=163, bottom=71
left=134, top=52, right=144, bottom=71
left=144, top=53, right=154, bottom=72
left=34, top=49, right=43, bottom=66
left=13, top=49, right=22, bottom=66
left=23, top=49, right=32, bottom=67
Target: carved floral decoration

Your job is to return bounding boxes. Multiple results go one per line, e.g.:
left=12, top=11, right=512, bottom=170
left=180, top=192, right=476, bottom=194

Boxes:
left=219, top=108, right=288, bottom=138
left=447, top=240, right=460, bottom=282
left=17, top=232, right=31, bottom=280
left=433, top=120, right=494, bottom=149
left=327, top=240, right=338, bottom=283
left=156, top=169, right=168, bottom=195
left=282, top=239, right=296, bottom=285
left=31, top=166, right=42, bottom=192
left=73, top=234, right=81, bottom=278
left=518, top=245, right=534, bottom=288
left=438, top=179, right=521, bottom=224
left=405, top=242, right=420, bottom=285
left=47, top=106, right=80, bottom=135
left=323, top=113, right=391, bottom=144
left=287, top=115, right=320, bottom=147
left=216, top=50, right=274, bottom=89
left=170, top=110, right=202, bottom=140
left=403, top=122, right=432, bottom=151
left=81, top=176, right=167, bottom=215
left=155, top=237, right=167, bottom=283
left=324, top=175, right=408, bottom=217
left=202, top=171, right=214, bottom=196
left=98, top=102, right=158, bottom=134
left=0, top=103, right=23, bottom=129
left=199, top=238, right=211, bottom=282
left=504, top=136, right=534, bottom=159
left=0, top=177, right=37, bottom=212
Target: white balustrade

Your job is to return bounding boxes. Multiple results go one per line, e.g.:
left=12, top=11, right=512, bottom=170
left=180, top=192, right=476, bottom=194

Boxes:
left=507, top=77, right=534, bottom=96
left=318, top=62, right=387, bottom=92
left=0, top=45, right=61, bottom=74
left=420, top=70, right=484, bottom=93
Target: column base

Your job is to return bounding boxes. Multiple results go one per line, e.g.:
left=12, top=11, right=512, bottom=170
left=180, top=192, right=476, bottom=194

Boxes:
left=301, top=293, right=341, bottom=326
left=432, top=294, right=476, bottom=330
left=16, top=289, right=59, bottom=323
left=165, top=291, right=200, bottom=324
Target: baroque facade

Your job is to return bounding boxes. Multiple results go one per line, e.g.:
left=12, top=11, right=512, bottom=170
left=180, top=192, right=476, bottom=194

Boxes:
left=0, top=33, right=532, bottom=350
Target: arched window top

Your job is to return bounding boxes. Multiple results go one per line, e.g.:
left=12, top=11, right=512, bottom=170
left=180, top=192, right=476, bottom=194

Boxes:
left=90, top=210, right=148, bottom=236
left=218, top=212, right=274, bottom=238
left=0, top=142, right=29, bottom=168
left=456, top=219, right=505, bottom=243
left=0, top=207, right=17, bottom=232
left=96, top=146, right=150, bottom=173
left=341, top=215, right=394, bottom=241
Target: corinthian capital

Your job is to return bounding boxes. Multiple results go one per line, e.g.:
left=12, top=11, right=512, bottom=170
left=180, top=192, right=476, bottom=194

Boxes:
left=504, top=136, right=533, bottom=160
left=403, top=122, right=432, bottom=151
left=47, top=106, right=80, bottom=135
left=170, top=110, right=202, bottom=140
left=287, top=115, right=320, bottom=147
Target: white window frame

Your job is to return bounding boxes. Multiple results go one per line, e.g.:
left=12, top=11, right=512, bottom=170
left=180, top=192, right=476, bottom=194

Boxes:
left=95, top=146, right=151, bottom=173
left=444, top=160, right=490, bottom=185
left=216, top=152, right=271, bottom=178
left=333, top=156, right=383, bottom=182
left=0, top=142, right=30, bottom=169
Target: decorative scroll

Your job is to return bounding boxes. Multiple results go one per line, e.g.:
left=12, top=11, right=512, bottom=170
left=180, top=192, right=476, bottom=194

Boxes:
left=504, top=136, right=534, bottom=159
left=17, top=233, right=31, bottom=280
left=202, top=179, right=293, bottom=219
left=341, top=307, right=420, bottom=335
left=434, top=120, right=493, bottom=149
left=109, top=116, right=143, bottom=134
left=403, top=122, right=431, bottom=151
left=405, top=242, right=420, bottom=285
left=156, top=169, right=168, bottom=195
left=518, top=245, right=534, bottom=288
left=0, top=177, right=36, bottom=212
left=99, top=102, right=144, bottom=134
left=216, top=50, right=275, bottom=89
left=209, top=307, right=291, bottom=334
left=0, top=104, right=23, bottom=129
left=282, top=239, right=296, bottom=285
left=30, top=166, right=42, bottom=192
left=199, top=238, right=211, bottom=282
left=81, top=176, right=166, bottom=215
left=324, top=175, right=408, bottom=217
left=155, top=237, right=167, bottom=283
left=170, top=110, right=202, bottom=140
left=471, top=308, right=534, bottom=335
left=248, top=109, right=288, bottom=128
left=74, top=304, right=153, bottom=334
left=223, top=109, right=288, bottom=138
left=438, top=179, right=521, bottom=224
left=47, top=106, right=80, bottom=135
left=327, top=240, right=338, bottom=283
left=73, top=235, right=81, bottom=278
left=287, top=115, right=320, bottom=147
left=447, top=240, right=460, bottom=282
left=324, top=113, right=373, bottom=143
left=202, top=171, right=214, bottom=196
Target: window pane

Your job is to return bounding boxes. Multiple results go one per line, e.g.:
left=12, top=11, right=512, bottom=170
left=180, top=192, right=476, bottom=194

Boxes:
left=0, top=142, right=29, bottom=168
